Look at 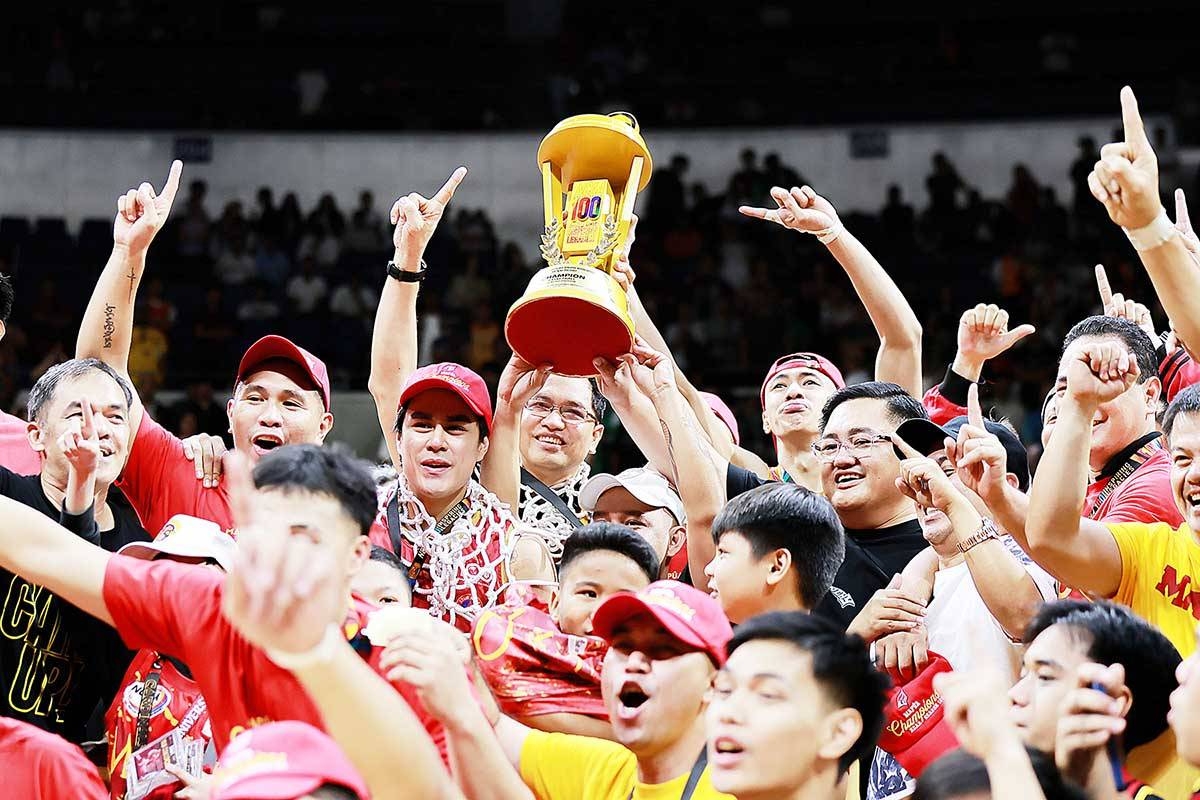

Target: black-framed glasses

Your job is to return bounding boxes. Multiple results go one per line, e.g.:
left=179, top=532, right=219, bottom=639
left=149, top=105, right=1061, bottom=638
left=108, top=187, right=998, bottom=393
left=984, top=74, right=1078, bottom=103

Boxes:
left=811, top=433, right=893, bottom=463
left=525, top=398, right=597, bottom=426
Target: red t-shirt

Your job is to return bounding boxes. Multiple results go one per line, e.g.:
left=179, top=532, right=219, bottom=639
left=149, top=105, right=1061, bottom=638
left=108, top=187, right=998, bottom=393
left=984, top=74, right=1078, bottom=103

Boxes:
left=117, top=412, right=233, bottom=537
left=101, top=555, right=450, bottom=762
left=1085, top=448, right=1183, bottom=527
left=0, top=409, right=40, bottom=475
left=0, top=716, right=107, bottom=799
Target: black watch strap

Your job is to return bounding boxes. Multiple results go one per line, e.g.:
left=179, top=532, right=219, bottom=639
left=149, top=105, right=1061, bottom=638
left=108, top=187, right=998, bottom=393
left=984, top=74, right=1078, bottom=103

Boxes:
left=388, top=259, right=427, bottom=282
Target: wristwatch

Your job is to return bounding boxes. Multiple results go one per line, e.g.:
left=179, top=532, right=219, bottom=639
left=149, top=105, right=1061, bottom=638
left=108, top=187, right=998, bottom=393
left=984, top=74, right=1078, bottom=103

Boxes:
left=387, top=259, right=428, bottom=283
left=957, top=519, right=999, bottom=554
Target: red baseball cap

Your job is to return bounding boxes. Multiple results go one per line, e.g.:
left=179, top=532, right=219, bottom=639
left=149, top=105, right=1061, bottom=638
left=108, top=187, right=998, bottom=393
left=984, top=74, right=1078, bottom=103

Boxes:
left=877, top=653, right=959, bottom=778
left=210, top=721, right=368, bottom=800
left=759, top=352, right=846, bottom=409
left=701, top=391, right=740, bottom=446
left=236, top=336, right=332, bottom=412
left=591, top=580, right=733, bottom=666
left=398, top=362, right=494, bottom=434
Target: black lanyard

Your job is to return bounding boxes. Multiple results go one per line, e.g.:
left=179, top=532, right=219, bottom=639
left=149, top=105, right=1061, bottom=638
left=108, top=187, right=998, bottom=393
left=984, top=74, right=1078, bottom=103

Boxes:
left=386, top=495, right=471, bottom=580
left=134, top=659, right=164, bottom=750
left=627, top=749, right=707, bottom=800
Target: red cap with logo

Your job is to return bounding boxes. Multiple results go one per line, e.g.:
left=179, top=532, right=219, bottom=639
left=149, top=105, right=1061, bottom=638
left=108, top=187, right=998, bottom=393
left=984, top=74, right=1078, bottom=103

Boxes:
left=591, top=580, right=733, bottom=666
left=877, top=653, right=959, bottom=777
left=210, top=721, right=368, bottom=800
left=759, top=352, right=846, bottom=409
left=236, top=335, right=332, bottom=412
left=398, top=362, right=494, bottom=434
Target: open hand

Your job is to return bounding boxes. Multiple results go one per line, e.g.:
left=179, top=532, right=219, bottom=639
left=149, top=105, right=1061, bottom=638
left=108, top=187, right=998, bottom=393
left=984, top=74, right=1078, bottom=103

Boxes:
left=182, top=433, right=229, bottom=488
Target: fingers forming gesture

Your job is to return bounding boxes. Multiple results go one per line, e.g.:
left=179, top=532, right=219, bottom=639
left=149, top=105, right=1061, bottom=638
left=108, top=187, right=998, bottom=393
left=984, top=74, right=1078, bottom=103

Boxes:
left=391, top=167, right=468, bottom=258
left=739, top=185, right=842, bottom=239
left=1064, top=340, right=1140, bottom=409
left=1088, top=87, right=1162, bottom=230
left=1095, top=264, right=1156, bottom=341
left=60, top=396, right=101, bottom=478
left=113, top=160, right=183, bottom=254
left=957, top=303, right=1036, bottom=363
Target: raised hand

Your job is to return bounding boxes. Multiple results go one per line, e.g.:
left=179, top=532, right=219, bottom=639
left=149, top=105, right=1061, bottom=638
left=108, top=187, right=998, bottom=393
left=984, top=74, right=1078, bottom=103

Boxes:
left=948, top=384, right=1008, bottom=503
left=221, top=453, right=343, bottom=659
left=877, top=623, right=929, bottom=682
left=496, top=353, right=551, bottom=409
left=59, top=396, right=101, bottom=479
left=1095, top=264, right=1156, bottom=341
left=1089, top=87, right=1162, bottom=229
left=1174, top=189, right=1200, bottom=269
left=182, top=432, right=229, bottom=488
left=113, top=160, right=183, bottom=254
left=739, top=185, right=843, bottom=240
left=1055, top=662, right=1127, bottom=791
left=378, top=624, right=474, bottom=727
left=620, top=337, right=677, bottom=402
left=1063, top=340, right=1140, bottom=409
left=955, top=304, right=1036, bottom=379
left=934, top=668, right=1026, bottom=761
left=611, top=214, right=638, bottom=292
left=892, top=432, right=967, bottom=514
left=390, top=166, right=467, bottom=260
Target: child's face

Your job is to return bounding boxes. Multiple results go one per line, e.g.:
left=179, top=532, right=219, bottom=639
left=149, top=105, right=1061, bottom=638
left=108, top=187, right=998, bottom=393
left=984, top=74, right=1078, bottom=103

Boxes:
left=552, top=550, right=651, bottom=637
left=705, top=531, right=774, bottom=625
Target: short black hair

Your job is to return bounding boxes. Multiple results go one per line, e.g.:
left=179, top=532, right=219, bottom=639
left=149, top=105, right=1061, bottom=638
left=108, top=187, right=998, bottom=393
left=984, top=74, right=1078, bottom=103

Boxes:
left=1061, top=315, right=1158, bottom=385
left=915, top=747, right=1088, bottom=800
left=1023, top=600, right=1179, bottom=751
left=711, top=484, right=845, bottom=609
left=369, top=545, right=405, bottom=572
left=728, top=611, right=887, bottom=775
left=26, top=358, right=135, bottom=423
left=588, top=378, right=609, bottom=422
left=820, top=381, right=927, bottom=433
left=0, top=272, right=13, bottom=323
left=559, top=522, right=660, bottom=584
left=312, top=784, right=360, bottom=800
left=253, top=444, right=378, bottom=537
left=1164, top=383, right=1200, bottom=441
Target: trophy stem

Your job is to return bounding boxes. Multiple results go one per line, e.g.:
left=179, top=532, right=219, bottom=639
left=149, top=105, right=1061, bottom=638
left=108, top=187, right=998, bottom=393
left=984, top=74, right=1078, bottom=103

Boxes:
left=540, top=161, right=561, bottom=230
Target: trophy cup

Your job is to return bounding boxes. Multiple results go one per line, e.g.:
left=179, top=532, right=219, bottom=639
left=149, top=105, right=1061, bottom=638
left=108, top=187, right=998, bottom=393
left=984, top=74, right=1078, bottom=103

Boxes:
left=505, top=112, right=653, bottom=377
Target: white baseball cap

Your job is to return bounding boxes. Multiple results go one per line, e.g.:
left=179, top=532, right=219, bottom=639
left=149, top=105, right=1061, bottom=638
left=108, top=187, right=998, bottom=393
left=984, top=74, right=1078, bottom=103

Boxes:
left=579, top=467, right=686, bottom=525
left=118, top=514, right=236, bottom=572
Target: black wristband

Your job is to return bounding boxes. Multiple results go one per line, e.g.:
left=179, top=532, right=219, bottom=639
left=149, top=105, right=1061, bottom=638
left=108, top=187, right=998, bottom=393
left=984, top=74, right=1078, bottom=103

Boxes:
left=940, top=363, right=977, bottom=407
left=387, top=259, right=427, bottom=283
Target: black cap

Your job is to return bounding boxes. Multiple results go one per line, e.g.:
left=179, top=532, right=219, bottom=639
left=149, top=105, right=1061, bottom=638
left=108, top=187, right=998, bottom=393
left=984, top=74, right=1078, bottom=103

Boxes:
left=893, top=416, right=1030, bottom=493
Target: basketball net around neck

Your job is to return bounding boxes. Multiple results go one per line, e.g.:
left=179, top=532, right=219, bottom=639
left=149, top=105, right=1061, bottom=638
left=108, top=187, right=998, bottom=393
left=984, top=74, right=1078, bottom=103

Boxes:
left=391, top=477, right=515, bottom=628
left=519, top=462, right=591, bottom=560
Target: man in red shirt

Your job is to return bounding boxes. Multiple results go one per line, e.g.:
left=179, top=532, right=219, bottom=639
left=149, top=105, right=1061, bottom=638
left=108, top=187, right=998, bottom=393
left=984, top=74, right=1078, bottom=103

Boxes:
left=74, top=162, right=335, bottom=535
left=0, top=443, right=457, bottom=791
left=0, top=272, right=41, bottom=474
left=0, top=716, right=107, bottom=799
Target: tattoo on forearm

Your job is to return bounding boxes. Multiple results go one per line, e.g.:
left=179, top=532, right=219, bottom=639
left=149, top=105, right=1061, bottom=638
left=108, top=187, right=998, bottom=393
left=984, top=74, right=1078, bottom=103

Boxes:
left=102, top=304, right=116, bottom=349
left=660, top=420, right=681, bottom=485
left=126, top=265, right=139, bottom=301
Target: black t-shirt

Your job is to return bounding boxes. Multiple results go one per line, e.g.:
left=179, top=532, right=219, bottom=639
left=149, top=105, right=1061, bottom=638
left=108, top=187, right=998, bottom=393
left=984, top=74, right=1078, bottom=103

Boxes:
left=726, top=463, right=770, bottom=499
left=0, top=467, right=149, bottom=742
left=814, top=520, right=927, bottom=629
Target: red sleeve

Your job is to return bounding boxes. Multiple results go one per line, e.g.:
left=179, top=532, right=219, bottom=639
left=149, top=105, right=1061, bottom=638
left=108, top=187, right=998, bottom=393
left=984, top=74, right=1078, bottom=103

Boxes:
left=117, top=411, right=203, bottom=536
left=33, top=738, right=108, bottom=800
left=922, top=365, right=971, bottom=425
left=0, top=410, right=41, bottom=475
left=102, top=555, right=224, bottom=661
left=1161, top=348, right=1200, bottom=404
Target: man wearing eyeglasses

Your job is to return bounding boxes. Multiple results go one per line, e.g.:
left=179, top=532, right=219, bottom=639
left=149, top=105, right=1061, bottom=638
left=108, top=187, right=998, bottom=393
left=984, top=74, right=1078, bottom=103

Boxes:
left=514, top=376, right=608, bottom=562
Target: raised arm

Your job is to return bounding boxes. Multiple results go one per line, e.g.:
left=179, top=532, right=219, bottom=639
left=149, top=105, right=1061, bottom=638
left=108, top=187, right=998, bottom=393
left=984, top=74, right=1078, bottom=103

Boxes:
left=1025, top=342, right=1131, bottom=596
left=1091, top=88, right=1200, bottom=354
left=481, top=356, right=550, bottom=511
left=368, top=167, right=467, bottom=469
left=741, top=185, right=923, bottom=396
left=76, top=161, right=183, bottom=433
left=0, top=494, right=113, bottom=626
left=624, top=339, right=724, bottom=592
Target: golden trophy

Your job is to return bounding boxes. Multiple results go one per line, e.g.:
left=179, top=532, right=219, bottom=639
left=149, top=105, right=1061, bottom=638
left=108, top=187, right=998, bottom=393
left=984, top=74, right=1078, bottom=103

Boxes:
left=505, top=112, right=652, bottom=377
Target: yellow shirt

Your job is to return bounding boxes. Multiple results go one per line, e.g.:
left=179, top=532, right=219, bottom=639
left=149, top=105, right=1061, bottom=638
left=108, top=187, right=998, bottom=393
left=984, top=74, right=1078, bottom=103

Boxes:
left=1109, top=521, right=1200, bottom=657
left=519, top=730, right=733, bottom=800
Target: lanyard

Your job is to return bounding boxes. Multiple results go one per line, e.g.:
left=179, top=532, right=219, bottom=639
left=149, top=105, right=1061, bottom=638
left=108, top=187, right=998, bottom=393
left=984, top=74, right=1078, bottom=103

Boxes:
left=134, top=660, right=164, bottom=750
left=627, top=749, right=707, bottom=800
left=386, top=494, right=471, bottom=580
left=1087, top=438, right=1161, bottom=518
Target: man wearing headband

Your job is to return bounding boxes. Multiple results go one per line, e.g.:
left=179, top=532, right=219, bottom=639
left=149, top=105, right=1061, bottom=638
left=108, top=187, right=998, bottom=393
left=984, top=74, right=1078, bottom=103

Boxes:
left=77, top=162, right=335, bottom=536
left=732, top=184, right=923, bottom=496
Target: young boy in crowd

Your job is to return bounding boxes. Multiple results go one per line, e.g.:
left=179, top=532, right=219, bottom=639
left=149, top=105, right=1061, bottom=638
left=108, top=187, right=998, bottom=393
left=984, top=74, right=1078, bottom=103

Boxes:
left=473, top=522, right=660, bottom=737
left=704, top=482, right=845, bottom=623
left=708, top=611, right=889, bottom=800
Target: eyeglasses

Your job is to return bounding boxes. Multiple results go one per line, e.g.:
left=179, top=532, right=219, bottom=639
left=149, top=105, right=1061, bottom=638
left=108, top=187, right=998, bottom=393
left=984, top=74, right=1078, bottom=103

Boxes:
left=811, top=434, right=893, bottom=462
left=525, top=398, right=597, bottom=426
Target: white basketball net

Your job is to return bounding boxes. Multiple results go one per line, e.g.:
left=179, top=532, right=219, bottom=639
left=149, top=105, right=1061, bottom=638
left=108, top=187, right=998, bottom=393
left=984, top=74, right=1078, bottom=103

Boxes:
left=518, top=462, right=592, bottom=561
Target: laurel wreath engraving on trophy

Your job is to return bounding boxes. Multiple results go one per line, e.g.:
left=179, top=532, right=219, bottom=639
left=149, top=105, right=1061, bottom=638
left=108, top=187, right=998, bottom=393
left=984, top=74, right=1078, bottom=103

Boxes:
left=583, top=214, right=619, bottom=268
left=540, top=217, right=568, bottom=266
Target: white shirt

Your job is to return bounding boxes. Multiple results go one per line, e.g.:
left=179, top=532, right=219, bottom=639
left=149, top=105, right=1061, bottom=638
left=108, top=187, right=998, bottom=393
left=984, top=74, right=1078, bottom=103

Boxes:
left=286, top=274, right=328, bottom=314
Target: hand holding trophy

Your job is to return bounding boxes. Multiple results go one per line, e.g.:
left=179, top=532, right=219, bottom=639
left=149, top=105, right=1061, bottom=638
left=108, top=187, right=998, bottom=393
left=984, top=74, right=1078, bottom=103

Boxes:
left=505, top=113, right=653, bottom=376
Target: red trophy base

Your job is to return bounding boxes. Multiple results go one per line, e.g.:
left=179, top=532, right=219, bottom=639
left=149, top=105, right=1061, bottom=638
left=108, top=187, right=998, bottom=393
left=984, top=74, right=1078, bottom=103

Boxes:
left=505, top=266, right=635, bottom=377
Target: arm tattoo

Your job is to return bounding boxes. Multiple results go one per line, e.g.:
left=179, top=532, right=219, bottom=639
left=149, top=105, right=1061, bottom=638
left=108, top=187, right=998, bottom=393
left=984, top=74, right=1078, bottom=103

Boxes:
left=102, top=304, right=116, bottom=349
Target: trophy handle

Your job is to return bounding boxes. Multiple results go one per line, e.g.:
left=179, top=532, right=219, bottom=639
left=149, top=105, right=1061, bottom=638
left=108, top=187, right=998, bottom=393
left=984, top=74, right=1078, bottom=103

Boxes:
left=610, top=155, right=645, bottom=273
left=541, top=161, right=562, bottom=229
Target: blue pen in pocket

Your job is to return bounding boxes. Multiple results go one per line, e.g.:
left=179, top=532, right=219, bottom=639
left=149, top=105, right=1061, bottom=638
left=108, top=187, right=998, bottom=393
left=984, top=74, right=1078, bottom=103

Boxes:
left=1091, top=681, right=1126, bottom=791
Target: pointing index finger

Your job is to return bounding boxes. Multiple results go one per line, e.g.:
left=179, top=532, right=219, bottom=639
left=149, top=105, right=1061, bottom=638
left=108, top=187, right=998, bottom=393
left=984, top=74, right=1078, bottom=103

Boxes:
left=890, top=431, right=925, bottom=461
left=1121, top=86, right=1151, bottom=154
left=160, top=160, right=183, bottom=208
left=432, top=166, right=468, bottom=206
left=79, top=396, right=95, bottom=439
left=967, top=382, right=985, bottom=430
left=1095, top=264, right=1114, bottom=310
left=1176, top=189, right=1194, bottom=236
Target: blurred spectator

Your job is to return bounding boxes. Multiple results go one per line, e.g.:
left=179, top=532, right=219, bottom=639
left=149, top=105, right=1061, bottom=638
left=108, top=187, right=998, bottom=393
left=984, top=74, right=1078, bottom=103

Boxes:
left=255, top=232, right=292, bottom=287
left=171, top=381, right=229, bottom=439
left=139, top=276, right=177, bottom=332
left=467, top=302, right=501, bottom=370
left=253, top=186, right=281, bottom=240
left=446, top=255, right=490, bottom=312
left=286, top=256, right=329, bottom=315
left=178, top=180, right=212, bottom=259
left=345, top=191, right=386, bottom=254
left=213, top=233, right=256, bottom=286
left=297, top=221, right=342, bottom=269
